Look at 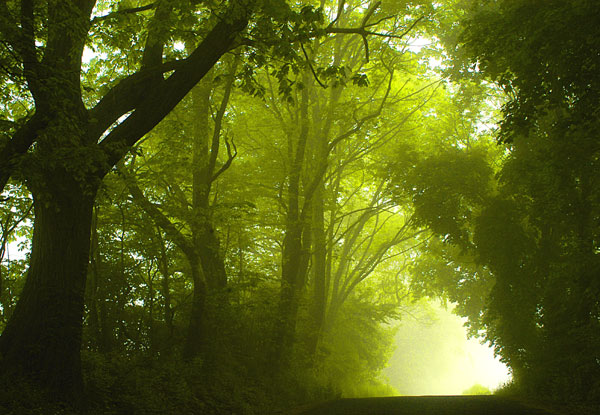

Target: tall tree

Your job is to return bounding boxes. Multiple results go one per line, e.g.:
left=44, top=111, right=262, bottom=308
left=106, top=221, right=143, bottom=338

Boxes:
left=121, top=57, right=238, bottom=358
left=0, top=0, right=344, bottom=401
left=455, top=0, right=600, bottom=402
left=0, top=0, right=422, bottom=401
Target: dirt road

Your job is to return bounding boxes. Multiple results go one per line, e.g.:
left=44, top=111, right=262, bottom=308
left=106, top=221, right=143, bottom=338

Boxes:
left=286, top=395, right=563, bottom=415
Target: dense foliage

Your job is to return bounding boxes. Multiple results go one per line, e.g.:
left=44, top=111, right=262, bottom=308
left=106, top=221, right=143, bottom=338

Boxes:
left=0, top=0, right=597, bottom=413
left=0, top=0, right=447, bottom=413
left=388, top=0, right=600, bottom=406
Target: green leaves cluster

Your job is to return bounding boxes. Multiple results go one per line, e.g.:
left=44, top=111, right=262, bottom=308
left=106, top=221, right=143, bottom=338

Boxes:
left=458, top=0, right=600, bottom=143
left=385, top=0, right=600, bottom=405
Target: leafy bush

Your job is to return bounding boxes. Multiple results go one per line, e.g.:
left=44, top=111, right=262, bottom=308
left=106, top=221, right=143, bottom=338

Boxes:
left=462, top=384, right=491, bottom=395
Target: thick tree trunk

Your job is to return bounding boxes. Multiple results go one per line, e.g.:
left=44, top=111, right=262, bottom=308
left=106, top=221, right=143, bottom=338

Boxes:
left=190, top=74, right=229, bottom=292
left=87, top=205, right=103, bottom=352
left=274, top=76, right=312, bottom=366
left=0, top=184, right=95, bottom=403
left=276, top=217, right=312, bottom=365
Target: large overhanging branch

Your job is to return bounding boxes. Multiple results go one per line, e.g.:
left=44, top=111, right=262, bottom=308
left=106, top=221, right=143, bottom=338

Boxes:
left=97, top=15, right=248, bottom=170
left=88, top=59, right=185, bottom=139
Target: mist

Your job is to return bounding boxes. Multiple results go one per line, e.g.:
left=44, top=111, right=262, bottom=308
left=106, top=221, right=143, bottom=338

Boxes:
left=385, top=301, right=511, bottom=396
left=0, top=0, right=598, bottom=414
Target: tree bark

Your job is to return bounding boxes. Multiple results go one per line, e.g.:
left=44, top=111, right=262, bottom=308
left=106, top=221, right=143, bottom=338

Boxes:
left=274, top=73, right=313, bottom=366
left=183, top=258, right=208, bottom=359
left=307, top=77, right=343, bottom=356
left=0, top=2, right=247, bottom=404
left=191, top=75, right=229, bottom=292
left=0, top=181, right=95, bottom=404
left=309, top=183, right=327, bottom=354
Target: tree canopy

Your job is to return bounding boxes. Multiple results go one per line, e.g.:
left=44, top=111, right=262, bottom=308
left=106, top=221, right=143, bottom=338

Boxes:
left=0, top=0, right=598, bottom=413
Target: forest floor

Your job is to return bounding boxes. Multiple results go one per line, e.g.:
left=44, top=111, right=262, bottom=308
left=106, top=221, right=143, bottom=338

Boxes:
left=282, top=395, right=587, bottom=415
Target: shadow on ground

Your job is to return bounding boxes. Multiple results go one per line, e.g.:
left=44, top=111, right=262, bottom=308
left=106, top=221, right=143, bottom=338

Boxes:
left=284, top=395, right=564, bottom=415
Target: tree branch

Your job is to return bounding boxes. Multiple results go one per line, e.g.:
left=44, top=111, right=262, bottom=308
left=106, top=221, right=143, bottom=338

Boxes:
left=361, top=1, right=381, bottom=28
left=327, top=15, right=425, bottom=42
left=0, top=113, right=46, bottom=194
left=18, top=0, right=42, bottom=102
left=208, top=55, right=239, bottom=180
left=118, top=166, right=196, bottom=259
left=98, top=14, right=248, bottom=171
left=327, top=68, right=394, bottom=152
left=326, top=0, right=346, bottom=29
left=210, top=136, right=237, bottom=183
left=301, top=42, right=328, bottom=88
left=141, top=1, right=172, bottom=71
left=91, top=3, right=156, bottom=24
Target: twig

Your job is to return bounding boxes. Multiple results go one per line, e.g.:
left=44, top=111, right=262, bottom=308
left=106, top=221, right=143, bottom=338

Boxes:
left=301, top=42, right=327, bottom=88
left=211, top=136, right=237, bottom=183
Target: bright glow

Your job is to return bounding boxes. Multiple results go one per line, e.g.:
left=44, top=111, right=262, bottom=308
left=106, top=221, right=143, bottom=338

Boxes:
left=384, top=301, right=511, bottom=395
left=407, top=37, right=430, bottom=54
left=83, top=46, right=95, bottom=63
left=83, top=46, right=107, bottom=64
left=462, top=334, right=512, bottom=392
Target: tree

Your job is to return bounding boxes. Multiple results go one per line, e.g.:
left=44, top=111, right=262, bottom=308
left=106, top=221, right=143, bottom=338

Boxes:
left=120, top=56, right=238, bottom=358
left=385, top=0, right=600, bottom=402
left=0, top=0, right=443, bottom=403
left=456, top=0, right=600, bottom=143
left=0, top=0, right=352, bottom=402
left=455, top=0, right=600, bottom=402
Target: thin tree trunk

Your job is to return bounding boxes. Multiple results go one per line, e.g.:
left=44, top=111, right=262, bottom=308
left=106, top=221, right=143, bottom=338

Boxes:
left=309, top=183, right=327, bottom=355
left=184, top=258, right=208, bottom=359
left=308, top=82, right=343, bottom=355
left=157, top=229, right=175, bottom=339
left=190, top=63, right=236, bottom=292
